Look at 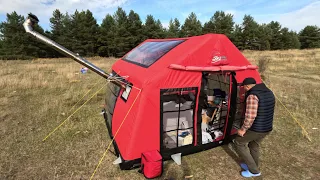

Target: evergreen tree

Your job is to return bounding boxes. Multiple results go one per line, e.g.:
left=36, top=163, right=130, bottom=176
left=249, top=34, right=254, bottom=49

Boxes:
left=241, top=15, right=260, bottom=50
left=49, top=9, right=66, bottom=57
left=181, top=12, right=202, bottom=37
left=167, top=18, right=181, bottom=38
left=83, top=10, right=99, bottom=56
left=289, top=30, right=301, bottom=49
left=71, top=10, right=99, bottom=56
left=156, top=19, right=166, bottom=38
left=280, top=28, right=301, bottom=49
left=98, top=14, right=116, bottom=57
left=69, top=10, right=82, bottom=55
left=268, top=21, right=283, bottom=50
left=127, top=10, right=144, bottom=49
left=0, top=11, right=48, bottom=59
left=0, top=11, right=27, bottom=58
left=113, top=7, right=131, bottom=57
left=203, top=11, right=234, bottom=38
left=0, top=37, right=4, bottom=57
left=3, top=8, right=320, bottom=59
left=50, top=9, right=64, bottom=41
left=230, top=24, right=244, bottom=49
left=257, top=24, right=272, bottom=50
left=299, top=25, right=320, bottom=49
left=60, top=12, right=73, bottom=51
left=143, top=15, right=164, bottom=39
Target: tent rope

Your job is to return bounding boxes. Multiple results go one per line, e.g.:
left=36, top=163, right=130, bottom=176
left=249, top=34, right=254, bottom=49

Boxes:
left=263, top=81, right=312, bottom=142
left=69, top=77, right=105, bottom=112
left=274, top=93, right=312, bottom=142
left=69, top=66, right=113, bottom=113
left=90, top=89, right=142, bottom=180
left=42, top=81, right=109, bottom=142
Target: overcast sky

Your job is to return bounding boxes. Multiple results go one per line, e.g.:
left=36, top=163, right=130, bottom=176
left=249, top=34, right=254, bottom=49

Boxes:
left=0, top=0, right=319, bottom=32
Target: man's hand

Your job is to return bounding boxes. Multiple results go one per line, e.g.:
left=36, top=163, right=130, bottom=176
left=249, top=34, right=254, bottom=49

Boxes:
left=237, top=129, right=246, bottom=137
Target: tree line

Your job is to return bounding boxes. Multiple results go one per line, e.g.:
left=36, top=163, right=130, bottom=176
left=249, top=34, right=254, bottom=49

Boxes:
left=0, top=7, right=320, bottom=60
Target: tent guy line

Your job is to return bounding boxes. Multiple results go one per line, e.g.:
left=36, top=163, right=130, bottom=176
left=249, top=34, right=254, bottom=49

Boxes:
left=69, top=77, right=105, bottom=112
left=42, top=81, right=109, bottom=142
left=90, top=88, right=142, bottom=180
left=274, top=93, right=311, bottom=141
left=69, top=66, right=112, bottom=112
left=263, top=81, right=311, bottom=142
left=42, top=66, right=141, bottom=142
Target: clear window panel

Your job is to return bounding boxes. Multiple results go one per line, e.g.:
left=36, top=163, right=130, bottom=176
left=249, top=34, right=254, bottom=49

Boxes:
left=161, top=88, right=196, bottom=149
left=123, top=40, right=185, bottom=67
left=179, top=109, right=193, bottom=129
left=163, top=111, right=179, bottom=132
left=163, top=131, right=177, bottom=149
left=178, top=129, right=193, bottom=147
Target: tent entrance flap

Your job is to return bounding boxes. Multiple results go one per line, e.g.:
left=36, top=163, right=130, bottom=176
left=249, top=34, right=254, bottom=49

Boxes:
left=160, top=87, right=198, bottom=152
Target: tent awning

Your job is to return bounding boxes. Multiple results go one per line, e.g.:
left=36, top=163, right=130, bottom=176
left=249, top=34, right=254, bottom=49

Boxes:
left=169, top=64, right=258, bottom=72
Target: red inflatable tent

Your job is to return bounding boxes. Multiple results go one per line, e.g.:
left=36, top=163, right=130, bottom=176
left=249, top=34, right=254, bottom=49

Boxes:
left=103, top=33, right=261, bottom=169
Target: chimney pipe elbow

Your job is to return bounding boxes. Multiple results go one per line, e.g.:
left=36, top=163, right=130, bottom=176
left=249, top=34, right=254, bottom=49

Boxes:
left=23, top=19, right=33, bottom=33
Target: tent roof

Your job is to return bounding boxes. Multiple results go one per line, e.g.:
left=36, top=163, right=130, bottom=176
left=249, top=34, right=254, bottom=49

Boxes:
left=142, top=33, right=255, bottom=67
left=113, top=33, right=261, bottom=84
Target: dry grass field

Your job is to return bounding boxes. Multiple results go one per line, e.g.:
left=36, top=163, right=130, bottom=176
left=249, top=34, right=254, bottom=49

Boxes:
left=0, top=49, right=319, bottom=180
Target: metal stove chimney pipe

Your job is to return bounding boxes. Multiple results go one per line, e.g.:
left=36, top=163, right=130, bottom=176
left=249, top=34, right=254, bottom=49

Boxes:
left=23, top=13, right=115, bottom=81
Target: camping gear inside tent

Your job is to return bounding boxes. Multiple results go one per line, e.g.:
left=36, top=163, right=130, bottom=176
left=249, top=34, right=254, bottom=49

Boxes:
left=23, top=13, right=261, bottom=171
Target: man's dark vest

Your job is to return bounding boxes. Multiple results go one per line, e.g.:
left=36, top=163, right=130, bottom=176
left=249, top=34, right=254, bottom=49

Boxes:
left=246, top=83, right=275, bottom=132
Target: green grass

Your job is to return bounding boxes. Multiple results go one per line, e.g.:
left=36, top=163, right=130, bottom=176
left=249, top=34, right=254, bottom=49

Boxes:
left=0, top=50, right=319, bottom=180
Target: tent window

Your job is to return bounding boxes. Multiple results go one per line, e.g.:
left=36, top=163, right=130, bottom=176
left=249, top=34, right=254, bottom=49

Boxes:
left=123, top=40, right=185, bottom=67
left=161, top=88, right=197, bottom=149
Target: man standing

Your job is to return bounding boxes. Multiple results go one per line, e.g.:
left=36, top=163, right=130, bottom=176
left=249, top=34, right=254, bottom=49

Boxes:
left=234, top=77, right=275, bottom=178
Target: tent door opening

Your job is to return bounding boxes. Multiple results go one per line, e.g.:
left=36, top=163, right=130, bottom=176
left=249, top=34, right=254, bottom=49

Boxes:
left=200, top=72, right=235, bottom=144
left=160, top=87, right=198, bottom=152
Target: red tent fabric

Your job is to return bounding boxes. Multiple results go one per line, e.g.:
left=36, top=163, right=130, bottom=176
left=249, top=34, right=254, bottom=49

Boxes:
left=110, top=33, right=261, bottom=161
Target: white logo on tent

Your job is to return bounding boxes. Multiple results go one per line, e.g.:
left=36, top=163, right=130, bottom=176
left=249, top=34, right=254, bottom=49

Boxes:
left=212, top=55, right=227, bottom=63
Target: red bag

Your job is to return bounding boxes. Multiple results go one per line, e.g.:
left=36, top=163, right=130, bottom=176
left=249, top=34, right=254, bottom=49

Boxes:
left=139, top=150, right=163, bottom=179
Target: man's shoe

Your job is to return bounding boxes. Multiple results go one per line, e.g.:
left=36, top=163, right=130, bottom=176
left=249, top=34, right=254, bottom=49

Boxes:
left=240, top=163, right=248, bottom=171
left=241, top=170, right=261, bottom=178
